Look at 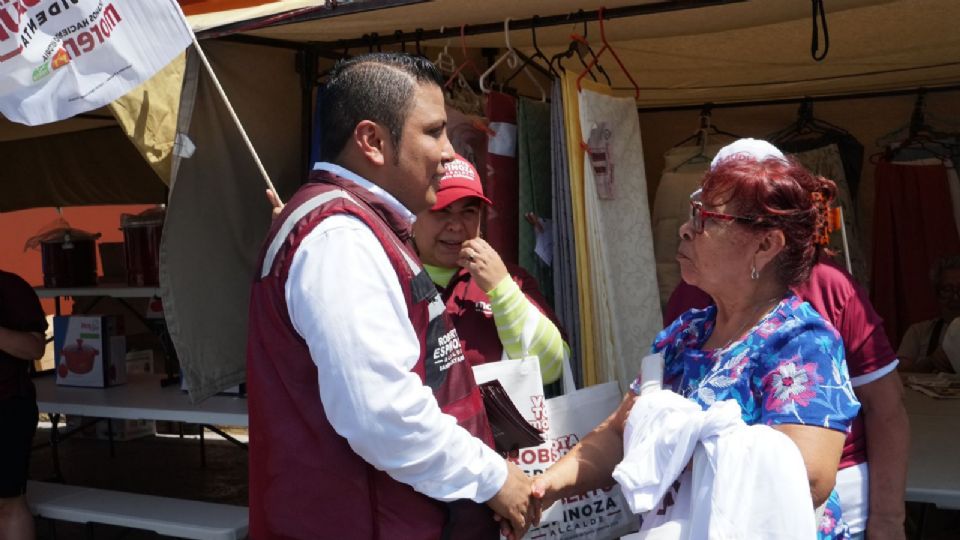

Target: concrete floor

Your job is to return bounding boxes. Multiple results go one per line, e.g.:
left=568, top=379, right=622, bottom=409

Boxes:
left=28, top=425, right=247, bottom=539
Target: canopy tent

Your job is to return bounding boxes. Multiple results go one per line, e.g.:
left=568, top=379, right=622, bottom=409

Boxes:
left=239, top=0, right=960, bottom=106
left=3, top=0, right=958, bottom=398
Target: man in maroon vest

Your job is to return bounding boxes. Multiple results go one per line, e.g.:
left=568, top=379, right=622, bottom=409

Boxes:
left=247, top=53, right=535, bottom=539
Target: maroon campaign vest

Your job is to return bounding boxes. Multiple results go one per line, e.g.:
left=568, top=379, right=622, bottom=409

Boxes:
left=247, top=170, right=496, bottom=540
left=438, top=265, right=562, bottom=368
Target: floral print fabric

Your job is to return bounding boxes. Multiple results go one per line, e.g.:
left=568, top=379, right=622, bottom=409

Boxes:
left=631, top=295, right=860, bottom=539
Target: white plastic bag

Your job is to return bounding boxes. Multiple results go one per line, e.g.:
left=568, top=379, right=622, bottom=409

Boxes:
left=527, top=381, right=639, bottom=540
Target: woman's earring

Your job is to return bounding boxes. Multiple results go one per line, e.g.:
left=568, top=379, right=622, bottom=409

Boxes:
left=751, top=264, right=760, bottom=280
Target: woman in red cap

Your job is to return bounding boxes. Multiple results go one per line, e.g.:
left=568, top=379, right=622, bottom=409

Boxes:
left=411, top=154, right=568, bottom=387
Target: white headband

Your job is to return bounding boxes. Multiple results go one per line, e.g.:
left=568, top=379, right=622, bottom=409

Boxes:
left=710, top=138, right=786, bottom=170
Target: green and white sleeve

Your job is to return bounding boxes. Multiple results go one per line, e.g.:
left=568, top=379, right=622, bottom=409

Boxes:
left=486, top=276, right=568, bottom=385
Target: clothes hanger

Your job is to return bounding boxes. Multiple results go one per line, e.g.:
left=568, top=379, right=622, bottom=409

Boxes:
left=875, top=90, right=958, bottom=149
left=671, top=131, right=711, bottom=171
left=549, top=16, right=608, bottom=84
left=671, top=104, right=741, bottom=148
left=444, top=24, right=483, bottom=91
left=479, top=17, right=546, bottom=101
left=478, top=19, right=520, bottom=93
left=575, top=7, right=639, bottom=98
left=767, top=98, right=852, bottom=144
left=872, top=91, right=959, bottom=163
left=501, top=15, right=559, bottom=87
left=434, top=28, right=456, bottom=75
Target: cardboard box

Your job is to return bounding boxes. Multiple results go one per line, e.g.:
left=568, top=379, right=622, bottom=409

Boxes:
left=54, top=316, right=127, bottom=387
left=125, top=349, right=155, bottom=375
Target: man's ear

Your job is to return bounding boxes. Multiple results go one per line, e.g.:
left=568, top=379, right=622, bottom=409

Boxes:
left=755, top=229, right=786, bottom=271
left=354, top=120, right=388, bottom=166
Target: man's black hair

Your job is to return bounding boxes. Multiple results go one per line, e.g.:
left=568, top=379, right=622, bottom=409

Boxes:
left=319, top=53, right=444, bottom=163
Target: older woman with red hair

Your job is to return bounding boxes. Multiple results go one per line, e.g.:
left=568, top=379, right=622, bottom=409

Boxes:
left=531, top=140, right=861, bottom=539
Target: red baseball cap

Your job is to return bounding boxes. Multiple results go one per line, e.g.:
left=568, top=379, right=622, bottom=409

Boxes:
left=431, top=154, right=493, bottom=211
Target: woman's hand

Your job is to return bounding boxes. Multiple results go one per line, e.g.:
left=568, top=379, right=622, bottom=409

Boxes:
left=459, top=237, right=509, bottom=292
left=531, top=471, right=561, bottom=513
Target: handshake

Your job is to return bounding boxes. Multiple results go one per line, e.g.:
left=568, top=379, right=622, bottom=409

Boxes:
left=486, top=462, right=559, bottom=539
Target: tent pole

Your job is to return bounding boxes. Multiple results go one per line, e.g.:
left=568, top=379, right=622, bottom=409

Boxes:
left=304, top=0, right=747, bottom=53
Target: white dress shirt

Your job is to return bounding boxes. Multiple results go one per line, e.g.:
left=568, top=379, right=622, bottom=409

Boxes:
left=285, top=163, right=507, bottom=503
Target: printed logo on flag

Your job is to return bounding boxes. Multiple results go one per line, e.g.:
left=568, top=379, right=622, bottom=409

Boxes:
left=0, top=0, right=193, bottom=126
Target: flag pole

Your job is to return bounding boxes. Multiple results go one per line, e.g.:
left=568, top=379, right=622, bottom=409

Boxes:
left=171, top=0, right=281, bottom=203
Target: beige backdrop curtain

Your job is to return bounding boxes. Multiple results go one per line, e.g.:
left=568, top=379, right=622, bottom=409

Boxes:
left=162, top=41, right=302, bottom=400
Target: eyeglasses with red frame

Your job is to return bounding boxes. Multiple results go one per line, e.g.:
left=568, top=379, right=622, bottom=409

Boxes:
left=688, top=189, right=754, bottom=234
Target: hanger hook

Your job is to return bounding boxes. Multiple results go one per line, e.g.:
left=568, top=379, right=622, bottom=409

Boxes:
left=415, top=28, right=423, bottom=56
left=531, top=15, right=541, bottom=51
left=504, top=17, right=513, bottom=52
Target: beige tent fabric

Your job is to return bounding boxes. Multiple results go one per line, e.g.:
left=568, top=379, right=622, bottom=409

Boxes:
left=244, top=0, right=959, bottom=106
left=651, top=144, right=725, bottom=312
left=162, top=41, right=302, bottom=401
left=0, top=126, right=167, bottom=212
left=108, top=53, right=187, bottom=186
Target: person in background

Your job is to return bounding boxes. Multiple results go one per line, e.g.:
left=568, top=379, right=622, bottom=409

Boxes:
left=665, top=139, right=909, bottom=540
left=411, top=154, right=568, bottom=387
left=0, top=269, right=47, bottom=540
left=898, top=255, right=960, bottom=373
left=534, top=141, right=861, bottom=540
left=247, top=53, right=534, bottom=540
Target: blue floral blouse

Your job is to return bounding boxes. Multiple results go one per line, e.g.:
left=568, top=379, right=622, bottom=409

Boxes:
left=630, top=295, right=861, bottom=539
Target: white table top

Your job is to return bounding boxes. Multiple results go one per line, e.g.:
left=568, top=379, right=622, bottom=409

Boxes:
left=903, top=387, right=960, bottom=509
left=34, top=286, right=161, bottom=298
left=35, top=374, right=247, bottom=427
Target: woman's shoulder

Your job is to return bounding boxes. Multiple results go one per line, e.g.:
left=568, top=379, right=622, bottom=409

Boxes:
left=780, top=296, right=842, bottom=337
left=759, top=295, right=844, bottom=355
left=654, top=305, right=715, bottom=352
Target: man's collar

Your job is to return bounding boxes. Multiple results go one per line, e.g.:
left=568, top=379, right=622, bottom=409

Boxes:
left=313, top=162, right=416, bottom=223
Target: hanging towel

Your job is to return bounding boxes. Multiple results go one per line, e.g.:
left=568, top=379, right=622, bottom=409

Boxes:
left=446, top=105, right=489, bottom=187
left=871, top=160, right=960, bottom=345
left=561, top=70, right=598, bottom=385
left=518, top=97, right=555, bottom=306
left=550, top=79, right=583, bottom=388
left=790, top=144, right=869, bottom=286
left=484, top=91, right=520, bottom=263
left=779, top=132, right=864, bottom=208
left=578, top=81, right=662, bottom=387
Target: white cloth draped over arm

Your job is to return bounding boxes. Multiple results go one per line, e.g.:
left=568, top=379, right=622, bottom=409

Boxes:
left=613, top=391, right=816, bottom=539
left=286, top=215, right=507, bottom=503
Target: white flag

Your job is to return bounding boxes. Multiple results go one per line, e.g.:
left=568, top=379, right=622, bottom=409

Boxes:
left=0, top=0, right=193, bottom=126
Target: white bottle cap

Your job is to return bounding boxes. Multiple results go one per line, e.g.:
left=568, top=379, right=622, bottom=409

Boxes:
left=639, top=353, right=664, bottom=396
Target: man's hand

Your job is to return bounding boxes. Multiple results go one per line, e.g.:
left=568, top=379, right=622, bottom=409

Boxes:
left=487, top=462, right=535, bottom=539
left=266, top=189, right=284, bottom=220
left=458, top=238, right=509, bottom=292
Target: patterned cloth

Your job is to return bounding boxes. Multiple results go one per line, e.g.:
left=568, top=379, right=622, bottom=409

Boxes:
left=517, top=97, right=554, bottom=307
left=577, top=82, right=662, bottom=387
left=632, top=295, right=861, bottom=539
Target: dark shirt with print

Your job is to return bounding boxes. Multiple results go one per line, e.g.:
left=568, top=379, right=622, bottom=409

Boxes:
left=0, top=270, right=47, bottom=400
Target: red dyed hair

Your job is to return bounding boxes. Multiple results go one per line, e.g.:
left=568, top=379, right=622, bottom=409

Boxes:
left=701, top=156, right=837, bottom=286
